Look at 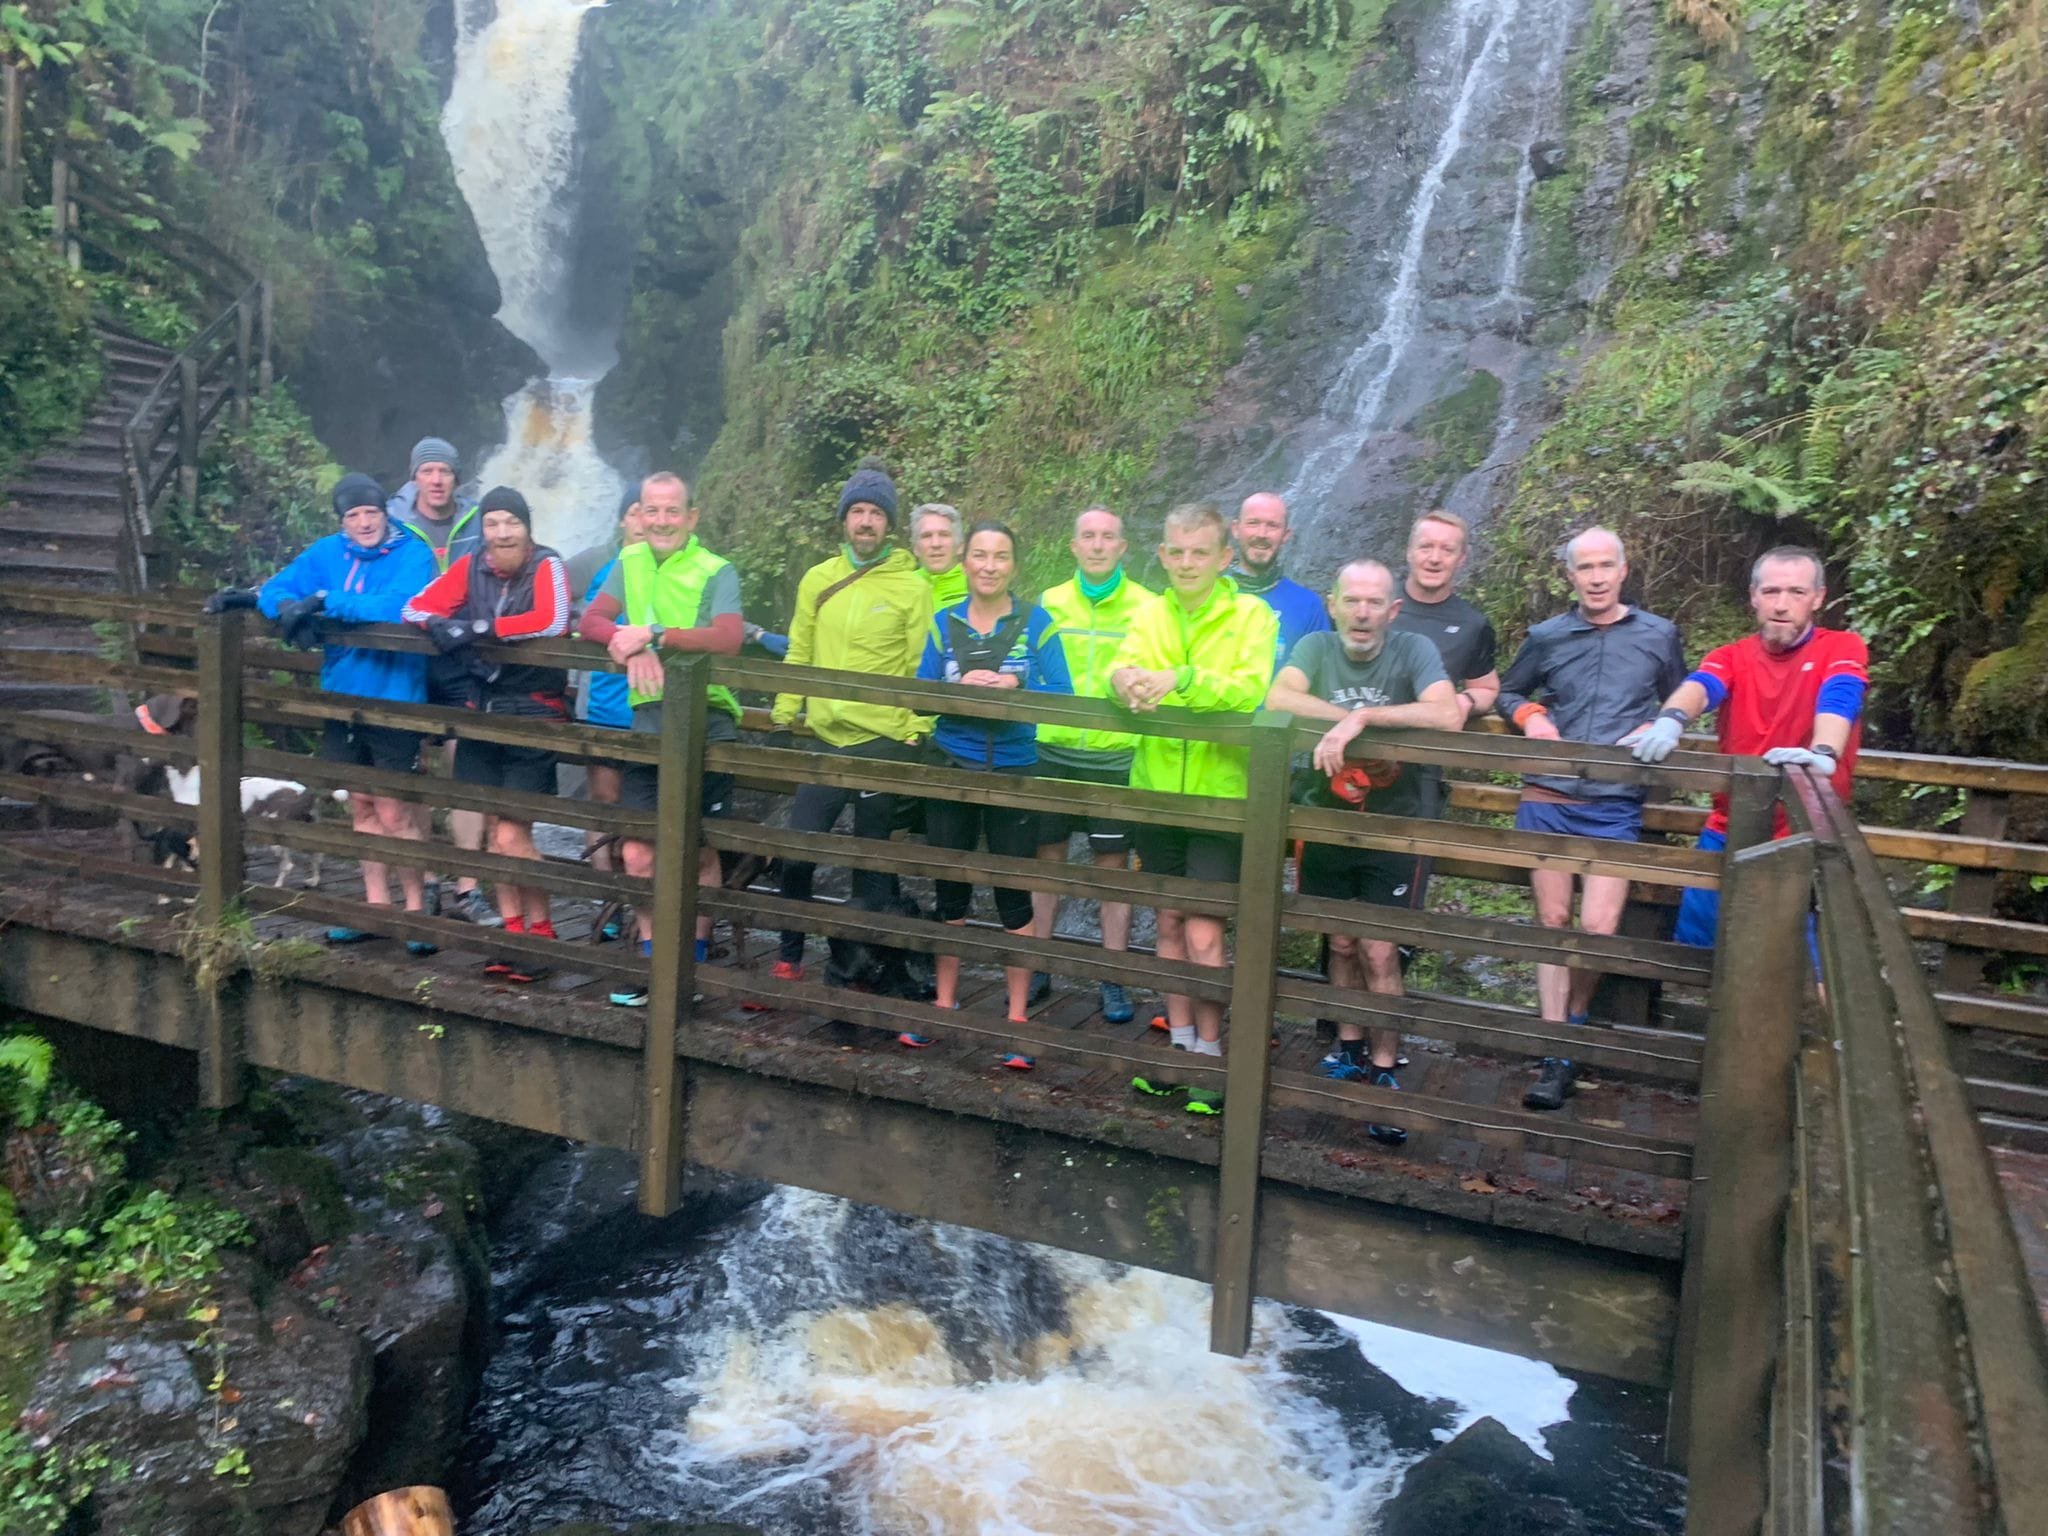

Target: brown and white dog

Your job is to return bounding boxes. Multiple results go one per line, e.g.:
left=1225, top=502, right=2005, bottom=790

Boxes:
left=157, top=765, right=348, bottom=888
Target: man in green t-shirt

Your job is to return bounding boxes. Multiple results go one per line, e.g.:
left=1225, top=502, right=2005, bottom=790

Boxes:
left=910, top=502, right=967, bottom=609
left=1267, top=559, right=1461, bottom=1144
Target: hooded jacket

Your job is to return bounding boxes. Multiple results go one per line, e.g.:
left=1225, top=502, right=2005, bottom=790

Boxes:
left=258, top=526, right=438, bottom=703
left=1110, top=577, right=1277, bottom=799
left=771, top=546, right=935, bottom=747
left=1036, top=570, right=1156, bottom=764
left=915, top=597, right=1073, bottom=768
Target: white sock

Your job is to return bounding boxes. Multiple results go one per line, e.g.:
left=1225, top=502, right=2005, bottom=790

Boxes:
left=1190, top=1036, right=1223, bottom=1057
left=1169, top=1023, right=1197, bottom=1049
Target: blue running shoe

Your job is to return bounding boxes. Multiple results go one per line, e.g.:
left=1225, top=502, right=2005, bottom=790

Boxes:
left=325, top=927, right=371, bottom=945
left=406, top=940, right=438, bottom=958
left=996, top=1052, right=1035, bottom=1071
left=1319, top=1051, right=1369, bottom=1082
left=1099, top=981, right=1134, bottom=1024
left=1367, top=1068, right=1408, bottom=1146
left=897, top=1032, right=935, bottom=1049
left=610, top=985, right=649, bottom=1008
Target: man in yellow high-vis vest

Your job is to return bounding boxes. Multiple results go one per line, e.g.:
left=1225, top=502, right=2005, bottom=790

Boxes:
left=576, top=471, right=746, bottom=1007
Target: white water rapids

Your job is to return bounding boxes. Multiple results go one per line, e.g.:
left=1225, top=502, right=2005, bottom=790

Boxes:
left=442, top=0, right=624, bottom=554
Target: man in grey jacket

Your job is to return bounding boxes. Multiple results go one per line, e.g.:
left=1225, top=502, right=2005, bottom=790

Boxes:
left=1496, top=526, right=1686, bottom=1110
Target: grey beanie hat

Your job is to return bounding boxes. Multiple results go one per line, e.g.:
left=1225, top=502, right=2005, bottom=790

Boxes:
left=836, top=465, right=899, bottom=526
left=409, top=436, right=460, bottom=478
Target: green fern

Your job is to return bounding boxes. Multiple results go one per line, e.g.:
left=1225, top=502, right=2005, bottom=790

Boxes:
left=0, top=1036, right=55, bottom=1128
left=1674, top=435, right=1811, bottom=517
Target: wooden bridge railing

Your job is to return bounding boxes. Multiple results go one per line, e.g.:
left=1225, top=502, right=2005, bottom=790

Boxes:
left=2, top=587, right=2045, bottom=1536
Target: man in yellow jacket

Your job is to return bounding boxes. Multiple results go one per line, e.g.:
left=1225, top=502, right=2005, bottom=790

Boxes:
left=1110, top=501, right=1277, bottom=1105
left=1032, top=506, right=1155, bottom=1024
left=768, top=462, right=935, bottom=981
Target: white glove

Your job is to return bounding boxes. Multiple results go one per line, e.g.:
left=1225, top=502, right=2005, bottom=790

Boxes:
left=1623, top=715, right=1684, bottom=763
left=1764, top=745, right=1835, bottom=769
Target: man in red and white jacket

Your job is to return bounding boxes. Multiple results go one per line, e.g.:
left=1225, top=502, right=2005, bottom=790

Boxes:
left=1624, top=544, right=1869, bottom=947
left=403, top=486, right=571, bottom=978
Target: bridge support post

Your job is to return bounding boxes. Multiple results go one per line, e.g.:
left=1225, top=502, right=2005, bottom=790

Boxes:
left=1670, top=762, right=1809, bottom=1530
left=233, top=293, right=255, bottom=429
left=177, top=354, right=202, bottom=524
left=195, top=610, right=247, bottom=1109
left=637, top=653, right=708, bottom=1217
left=1209, top=710, right=1294, bottom=1356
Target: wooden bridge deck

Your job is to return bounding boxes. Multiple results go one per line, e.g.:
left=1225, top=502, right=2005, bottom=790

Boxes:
left=0, top=826, right=1694, bottom=1261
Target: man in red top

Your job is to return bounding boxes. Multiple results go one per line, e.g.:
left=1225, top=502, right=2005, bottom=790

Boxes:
left=1624, top=545, right=1868, bottom=946
left=402, top=487, right=572, bottom=978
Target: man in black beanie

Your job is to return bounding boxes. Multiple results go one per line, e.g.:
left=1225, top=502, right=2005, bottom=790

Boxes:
left=759, top=459, right=934, bottom=991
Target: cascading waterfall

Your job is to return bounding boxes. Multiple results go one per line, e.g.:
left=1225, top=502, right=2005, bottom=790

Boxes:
left=442, top=0, right=623, bottom=554
left=1281, top=0, right=1520, bottom=514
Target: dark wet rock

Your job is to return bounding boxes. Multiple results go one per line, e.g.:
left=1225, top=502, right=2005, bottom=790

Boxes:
left=3, top=1118, right=123, bottom=1232
left=1379, top=1416, right=1590, bottom=1536
left=291, top=1223, right=475, bottom=1513
left=1276, top=1309, right=1457, bottom=1455
left=24, top=1258, right=369, bottom=1536
left=1531, top=139, right=1569, bottom=179
left=491, top=1148, right=766, bottom=1313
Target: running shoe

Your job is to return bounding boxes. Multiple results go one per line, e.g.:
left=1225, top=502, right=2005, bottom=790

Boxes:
left=1148, top=1014, right=1170, bottom=1033
left=1131, top=1074, right=1188, bottom=1099
left=325, top=927, right=372, bottom=945
left=1367, top=1068, right=1408, bottom=1146
left=421, top=880, right=442, bottom=919
left=406, top=940, right=439, bottom=958
left=996, top=1052, right=1035, bottom=1071
left=609, top=985, right=649, bottom=1008
left=598, top=911, right=625, bottom=943
left=1319, top=1051, right=1369, bottom=1082
left=1099, top=982, right=1134, bottom=1024
left=743, top=959, right=803, bottom=1011
left=452, top=888, right=502, bottom=928
left=1027, top=971, right=1052, bottom=1006
left=1524, top=1056, right=1576, bottom=1112
left=897, top=1032, right=935, bottom=1049
left=1184, top=1089, right=1224, bottom=1116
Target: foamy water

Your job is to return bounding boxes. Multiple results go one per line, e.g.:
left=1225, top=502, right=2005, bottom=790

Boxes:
left=461, top=1185, right=1592, bottom=1534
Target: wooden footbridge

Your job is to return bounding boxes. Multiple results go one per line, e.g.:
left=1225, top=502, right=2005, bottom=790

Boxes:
left=1, top=585, right=2045, bottom=1536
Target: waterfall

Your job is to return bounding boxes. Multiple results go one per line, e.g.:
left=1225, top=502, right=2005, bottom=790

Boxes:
left=1281, top=0, right=1522, bottom=515
left=442, top=0, right=624, bottom=555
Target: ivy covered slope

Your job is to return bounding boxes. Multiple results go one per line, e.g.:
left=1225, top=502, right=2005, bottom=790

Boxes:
left=594, top=0, right=1378, bottom=607
left=1484, top=0, right=2048, bottom=759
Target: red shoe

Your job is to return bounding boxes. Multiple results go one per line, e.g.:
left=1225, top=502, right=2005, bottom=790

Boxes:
left=1148, top=1015, right=1170, bottom=1032
left=743, top=960, right=802, bottom=1011
left=996, top=1052, right=1035, bottom=1070
left=897, top=1032, right=935, bottom=1048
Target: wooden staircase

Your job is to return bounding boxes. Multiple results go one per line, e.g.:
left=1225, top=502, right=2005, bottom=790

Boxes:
left=0, top=327, right=176, bottom=714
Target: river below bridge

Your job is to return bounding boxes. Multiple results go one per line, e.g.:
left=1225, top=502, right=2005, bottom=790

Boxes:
left=451, top=1171, right=1685, bottom=1535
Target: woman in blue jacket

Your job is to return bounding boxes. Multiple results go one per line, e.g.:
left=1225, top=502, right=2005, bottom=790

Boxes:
left=913, top=520, right=1073, bottom=1059
left=210, top=473, right=440, bottom=946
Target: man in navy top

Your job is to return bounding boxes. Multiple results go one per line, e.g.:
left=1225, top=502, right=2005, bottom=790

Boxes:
left=1231, top=492, right=1330, bottom=674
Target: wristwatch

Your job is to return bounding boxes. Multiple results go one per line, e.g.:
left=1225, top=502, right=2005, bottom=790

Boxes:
left=647, top=623, right=668, bottom=648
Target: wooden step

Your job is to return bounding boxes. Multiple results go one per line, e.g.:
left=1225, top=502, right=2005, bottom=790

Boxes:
left=19, top=454, right=124, bottom=482
left=0, top=543, right=121, bottom=576
left=1, top=481, right=122, bottom=508
left=0, top=679, right=109, bottom=711
left=0, top=505, right=122, bottom=540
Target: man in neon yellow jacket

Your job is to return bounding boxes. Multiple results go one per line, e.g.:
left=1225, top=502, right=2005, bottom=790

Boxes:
left=767, top=461, right=935, bottom=980
left=1109, top=501, right=1277, bottom=1105
left=1032, top=505, right=1155, bottom=1025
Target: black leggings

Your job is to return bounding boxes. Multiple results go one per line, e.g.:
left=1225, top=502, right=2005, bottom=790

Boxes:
left=925, top=762, right=1037, bottom=929
left=778, top=737, right=921, bottom=963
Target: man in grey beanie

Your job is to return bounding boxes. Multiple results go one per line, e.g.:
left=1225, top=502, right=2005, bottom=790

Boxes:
left=386, top=434, right=495, bottom=923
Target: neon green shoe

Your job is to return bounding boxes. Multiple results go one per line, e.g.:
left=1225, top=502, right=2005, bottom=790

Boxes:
left=1131, top=1074, right=1188, bottom=1099
left=1184, top=1089, right=1224, bottom=1116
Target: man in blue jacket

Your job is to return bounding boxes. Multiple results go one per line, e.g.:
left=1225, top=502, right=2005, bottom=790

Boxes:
left=1232, top=492, right=1330, bottom=673
left=211, top=473, right=441, bottom=947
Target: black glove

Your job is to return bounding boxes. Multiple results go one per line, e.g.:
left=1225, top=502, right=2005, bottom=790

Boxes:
left=275, top=593, right=326, bottom=650
left=427, top=616, right=490, bottom=655
left=203, top=588, right=260, bottom=615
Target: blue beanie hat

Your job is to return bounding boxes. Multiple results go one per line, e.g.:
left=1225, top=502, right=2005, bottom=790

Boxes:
left=410, top=436, right=460, bottom=478
left=331, top=473, right=386, bottom=519
left=836, top=466, right=899, bottom=527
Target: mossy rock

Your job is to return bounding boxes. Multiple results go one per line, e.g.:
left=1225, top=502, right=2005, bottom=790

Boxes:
left=1953, top=592, right=2048, bottom=760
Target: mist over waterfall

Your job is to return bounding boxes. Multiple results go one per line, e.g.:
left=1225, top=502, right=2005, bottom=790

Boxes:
left=443, top=0, right=624, bottom=554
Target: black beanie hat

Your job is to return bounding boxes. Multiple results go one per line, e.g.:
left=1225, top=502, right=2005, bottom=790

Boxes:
left=478, top=486, right=533, bottom=531
left=331, top=473, right=386, bottom=519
